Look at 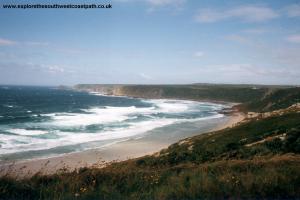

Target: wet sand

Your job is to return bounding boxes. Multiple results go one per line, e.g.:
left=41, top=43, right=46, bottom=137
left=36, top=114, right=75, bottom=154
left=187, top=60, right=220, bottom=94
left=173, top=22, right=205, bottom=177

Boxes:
left=0, top=112, right=245, bottom=178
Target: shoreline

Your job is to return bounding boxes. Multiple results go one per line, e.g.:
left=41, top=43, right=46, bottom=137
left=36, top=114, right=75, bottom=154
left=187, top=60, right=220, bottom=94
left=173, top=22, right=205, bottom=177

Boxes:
left=0, top=111, right=245, bottom=179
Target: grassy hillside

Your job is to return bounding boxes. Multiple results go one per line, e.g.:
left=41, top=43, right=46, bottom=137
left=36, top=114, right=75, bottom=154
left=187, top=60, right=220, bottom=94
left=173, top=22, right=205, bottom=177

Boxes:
left=242, top=87, right=300, bottom=112
left=1, top=107, right=299, bottom=199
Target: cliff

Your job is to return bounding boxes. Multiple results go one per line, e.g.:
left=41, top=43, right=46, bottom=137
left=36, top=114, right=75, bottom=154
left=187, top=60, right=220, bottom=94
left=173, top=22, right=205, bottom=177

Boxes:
left=74, top=84, right=300, bottom=112
left=74, top=84, right=269, bottom=102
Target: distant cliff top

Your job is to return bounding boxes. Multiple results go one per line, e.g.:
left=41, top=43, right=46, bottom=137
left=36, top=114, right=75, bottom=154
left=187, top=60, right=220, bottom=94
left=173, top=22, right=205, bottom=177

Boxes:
left=74, top=84, right=300, bottom=112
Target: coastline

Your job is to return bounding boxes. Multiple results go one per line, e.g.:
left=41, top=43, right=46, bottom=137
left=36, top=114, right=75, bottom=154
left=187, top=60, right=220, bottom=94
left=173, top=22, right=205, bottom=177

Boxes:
left=0, top=111, right=245, bottom=178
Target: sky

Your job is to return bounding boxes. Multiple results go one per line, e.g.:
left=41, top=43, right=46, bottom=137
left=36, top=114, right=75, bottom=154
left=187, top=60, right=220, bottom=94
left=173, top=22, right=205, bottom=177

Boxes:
left=0, top=0, right=300, bottom=86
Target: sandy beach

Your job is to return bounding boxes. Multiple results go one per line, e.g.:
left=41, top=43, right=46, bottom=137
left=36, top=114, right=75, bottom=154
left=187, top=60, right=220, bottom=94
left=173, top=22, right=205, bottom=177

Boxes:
left=0, top=112, right=245, bottom=178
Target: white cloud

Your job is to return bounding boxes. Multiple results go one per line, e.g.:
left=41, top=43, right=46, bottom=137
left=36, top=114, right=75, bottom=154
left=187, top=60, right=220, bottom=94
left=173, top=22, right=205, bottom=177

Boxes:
left=139, top=73, right=154, bottom=80
left=194, top=51, right=204, bottom=57
left=285, top=4, right=300, bottom=17
left=24, top=42, right=49, bottom=46
left=0, top=37, right=49, bottom=47
left=0, top=62, right=67, bottom=74
left=286, top=34, right=300, bottom=44
left=195, top=5, right=279, bottom=23
left=0, top=38, right=17, bottom=46
left=34, top=63, right=63, bottom=73
left=44, top=65, right=65, bottom=74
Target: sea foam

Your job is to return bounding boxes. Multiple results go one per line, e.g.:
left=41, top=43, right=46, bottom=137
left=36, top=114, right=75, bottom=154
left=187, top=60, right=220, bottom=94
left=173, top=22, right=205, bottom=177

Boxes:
left=0, top=97, right=225, bottom=156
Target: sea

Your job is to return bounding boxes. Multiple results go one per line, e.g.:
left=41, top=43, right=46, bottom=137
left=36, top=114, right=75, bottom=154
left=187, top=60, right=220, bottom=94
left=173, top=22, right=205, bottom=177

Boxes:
left=0, top=85, right=229, bottom=162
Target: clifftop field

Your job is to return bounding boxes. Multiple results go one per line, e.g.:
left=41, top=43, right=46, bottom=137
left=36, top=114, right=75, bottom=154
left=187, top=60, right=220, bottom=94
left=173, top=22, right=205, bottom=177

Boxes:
left=1, top=84, right=300, bottom=199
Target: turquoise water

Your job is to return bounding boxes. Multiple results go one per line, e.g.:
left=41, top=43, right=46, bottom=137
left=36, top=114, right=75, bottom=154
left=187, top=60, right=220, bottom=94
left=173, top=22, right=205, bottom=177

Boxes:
left=0, top=86, right=227, bottom=161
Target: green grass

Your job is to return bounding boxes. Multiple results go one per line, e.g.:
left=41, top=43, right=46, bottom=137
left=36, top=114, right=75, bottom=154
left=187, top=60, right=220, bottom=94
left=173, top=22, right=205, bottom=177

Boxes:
left=135, top=112, right=300, bottom=167
left=1, top=156, right=299, bottom=199
left=243, top=87, right=300, bottom=112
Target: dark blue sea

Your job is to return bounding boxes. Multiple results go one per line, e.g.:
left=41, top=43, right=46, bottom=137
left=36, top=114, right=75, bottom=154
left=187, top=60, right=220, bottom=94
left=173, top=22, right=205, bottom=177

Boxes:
left=0, top=86, right=227, bottom=161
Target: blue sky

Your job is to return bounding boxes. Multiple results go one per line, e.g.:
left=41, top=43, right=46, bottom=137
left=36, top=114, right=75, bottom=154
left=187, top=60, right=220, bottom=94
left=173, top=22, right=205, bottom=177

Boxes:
left=0, top=0, right=300, bottom=85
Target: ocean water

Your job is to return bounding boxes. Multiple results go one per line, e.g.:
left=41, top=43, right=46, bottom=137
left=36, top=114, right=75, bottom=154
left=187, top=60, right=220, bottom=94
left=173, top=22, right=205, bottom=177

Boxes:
left=0, top=86, right=227, bottom=162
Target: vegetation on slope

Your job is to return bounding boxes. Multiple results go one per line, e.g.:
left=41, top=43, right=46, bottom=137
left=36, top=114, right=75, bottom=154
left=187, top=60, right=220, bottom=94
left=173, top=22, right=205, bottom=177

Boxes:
left=117, top=85, right=270, bottom=103
left=1, top=108, right=300, bottom=199
left=242, top=87, right=300, bottom=112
